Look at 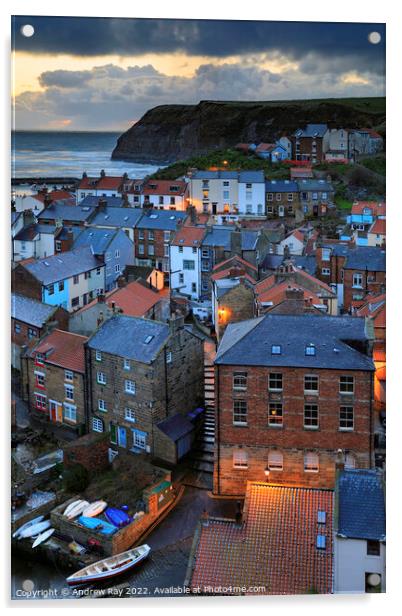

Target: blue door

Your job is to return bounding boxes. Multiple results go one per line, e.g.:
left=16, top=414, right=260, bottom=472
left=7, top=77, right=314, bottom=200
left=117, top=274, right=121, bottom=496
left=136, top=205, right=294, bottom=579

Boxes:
left=118, top=426, right=127, bottom=448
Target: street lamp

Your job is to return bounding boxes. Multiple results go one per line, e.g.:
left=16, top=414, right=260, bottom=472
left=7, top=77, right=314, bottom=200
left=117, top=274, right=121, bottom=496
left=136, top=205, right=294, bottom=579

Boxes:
left=264, top=465, right=270, bottom=478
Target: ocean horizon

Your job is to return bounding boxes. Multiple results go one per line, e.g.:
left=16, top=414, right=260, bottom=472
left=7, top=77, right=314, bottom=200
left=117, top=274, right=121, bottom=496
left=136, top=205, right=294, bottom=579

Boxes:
left=11, top=130, right=160, bottom=180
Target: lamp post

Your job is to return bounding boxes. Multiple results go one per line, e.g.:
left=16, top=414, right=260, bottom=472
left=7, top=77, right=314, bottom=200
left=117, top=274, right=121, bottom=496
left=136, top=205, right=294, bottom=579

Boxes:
left=264, top=465, right=270, bottom=478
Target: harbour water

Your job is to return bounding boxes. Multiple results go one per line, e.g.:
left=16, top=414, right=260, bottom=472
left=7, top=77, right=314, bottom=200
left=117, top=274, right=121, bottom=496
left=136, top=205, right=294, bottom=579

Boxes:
left=11, top=131, right=160, bottom=179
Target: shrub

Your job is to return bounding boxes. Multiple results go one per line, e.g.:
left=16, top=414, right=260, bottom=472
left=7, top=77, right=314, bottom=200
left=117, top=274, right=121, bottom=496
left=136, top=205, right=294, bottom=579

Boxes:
left=63, top=463, right=90, bottom=492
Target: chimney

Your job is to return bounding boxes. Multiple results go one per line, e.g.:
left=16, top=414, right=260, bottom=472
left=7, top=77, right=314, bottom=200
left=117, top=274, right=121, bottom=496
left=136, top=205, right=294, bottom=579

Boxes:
left=230, top=230, right=242, bottom=256
left=97, top=311, right=104, bottom=327
left=285, top=286, right=304, bottom=301
left=100, top=169, right=106, bottom=178
left=229, top=266, right=245, bottom=278
left=169, top=310, right=185, bottom=334
left=187, top=204, right=197, bottom=225
left=97, top=197, right=107, bottom=210
left=43, top=193, right=53, bottom=209
left=97, top=293, right=106, bottom=303
left=117, top=275, right=127, bottom=288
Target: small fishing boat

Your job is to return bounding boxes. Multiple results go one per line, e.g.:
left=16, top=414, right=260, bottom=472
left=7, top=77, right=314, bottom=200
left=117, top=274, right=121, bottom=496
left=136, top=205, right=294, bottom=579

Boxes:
left=82, top=501, right=107, bottom=518
left=66, top=544, right=151, bottom=586
left=104, top=507, right=132, bottom=528
left=63, top=499, right=84, bottom=517
left=77, top=516, right=117, bottom=535
left=65, top=500, right=90, bottom=520
left=32, top=528, right=55, bottom=548
left=12, top=515, right=45, bottom=539
left=19, top=520, right=51, bottom=539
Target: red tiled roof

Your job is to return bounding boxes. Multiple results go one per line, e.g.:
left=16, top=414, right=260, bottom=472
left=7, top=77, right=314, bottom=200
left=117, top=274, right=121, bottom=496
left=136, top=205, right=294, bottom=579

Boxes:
left=76, top=281, right=162, bottom=318
left=255, top=142, right=276, bottom=153
left=356, top=294, right=386, bottom=328
left=33, top=190, right=74, bottom=203
left=78, top=175, right=124, bottom=190
left=211, top=268, right=257, bottom=284
left=190, top=482, right=334, bottom=595
left=143, top=179, right=188, bottom=197
left=351, top=201, right=386, bottom=217
left=32, top=329, right=87, bottom=373
left=369, top=219, right=386, bottom=235
left=171, top=226, right=206, bottom=247
left=256, top=281, right=322, bottom=306
left=212, top=255, right=257, bottom=273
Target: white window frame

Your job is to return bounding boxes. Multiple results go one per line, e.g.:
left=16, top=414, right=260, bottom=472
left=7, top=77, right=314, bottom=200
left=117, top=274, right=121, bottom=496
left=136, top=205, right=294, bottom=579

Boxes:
left=97, top=371, right=106, bottom=385
left=95, top=350, right=102, bottom=361
left=65, top=369, right=74, bottom=382
left=123, top=358, right=131, bottom=371
left=92, top=417, right=104, bottom=433
left=124, top=407, right=136, bottom=422
left=125, top=379, right=136, bottom=395
left=64, top=403, right=77, bottom=423
left=233, top=450, right=248, bottom=469
left=64, top=384, right=74, bottom=401
left=304, top=452, right=319, bottom=473
left=339, top=375, right=354, bottom=395
left=166, top=351, right=172, bottom=364
left=268, top=450, right=283, bottom=471
left=98, top=399, right=107, bottom=412
left=233, top=399, right=247, bottom=426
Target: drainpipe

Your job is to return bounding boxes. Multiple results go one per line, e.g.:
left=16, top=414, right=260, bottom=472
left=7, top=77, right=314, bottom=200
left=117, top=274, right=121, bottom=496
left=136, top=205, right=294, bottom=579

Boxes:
left=369, top=371, right=374, bottom=467
left=216, top=363, right=220, bottom=495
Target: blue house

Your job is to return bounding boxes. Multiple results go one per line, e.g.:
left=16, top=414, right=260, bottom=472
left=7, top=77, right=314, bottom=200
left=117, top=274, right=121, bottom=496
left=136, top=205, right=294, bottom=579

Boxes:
left=20, top=246, right=106, bottom=311
left=73, top=227, right=135, bottom=291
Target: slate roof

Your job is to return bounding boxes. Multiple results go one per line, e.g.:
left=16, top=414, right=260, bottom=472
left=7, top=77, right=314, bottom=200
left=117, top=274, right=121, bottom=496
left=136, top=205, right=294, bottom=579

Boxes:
left=189, top=482, right=334, bottom=595
left=202, top=226, right=232, bottom=249
left=157, top=413, right=194, bottom=441
left=11, top=212, right=22, bottom=225
left=337, top=469, right=385, bottom=541
left=137, top=209, right=187, bottom=230
left=238, top=170, right=265, bottom=183
left=87, top=315, right=170, bottom=363
left=241, top=230, right=259, bottom=251
left=262, top=255, right=317, bottom=275
left=322, top=243, right=350, bottom=258
left=23, top=246, right=103, bottom=285
left=78, top=195, right=124, bottom=208
left=11, top=293, right=58, bottom=327
left=294, top=123, right=328, bottom=138
left=30, top=329, right=87, bottom=373
left=14, top=224, right=57, bottom=241
left=90, top=207, right=143, bottom=228
left=344, top=246, right=386, bottom=272
left=215, top=313, right=375, bottom=371
left=297, top=179, right=334, bottom=192
left=191, top=170, right=238, bottom=180
left=37, top=203, right=96, bottom=223
left=73, top=227, right=119, bottom=254
left=266, top=180, right=299, bottom=192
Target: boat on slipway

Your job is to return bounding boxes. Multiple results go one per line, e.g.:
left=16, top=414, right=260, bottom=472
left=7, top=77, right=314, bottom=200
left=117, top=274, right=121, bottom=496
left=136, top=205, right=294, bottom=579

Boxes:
left=77, top=516, right=117, bottom=535
left=66, top=545, right=151, bottom=586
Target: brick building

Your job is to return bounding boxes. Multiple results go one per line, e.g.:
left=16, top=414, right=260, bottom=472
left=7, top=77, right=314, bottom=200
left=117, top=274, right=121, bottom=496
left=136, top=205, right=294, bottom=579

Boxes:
left=291, top=124, right=329, bottom=163
left=22, top=329, right=88, bottom=437
left=342, top=247, right=386, bottom=312
left=85, top=313, right=204, bottom=460
left=11, top=293, right=69, bottom=369
left=214, top=313, right=375, bottom=496
left=134, top=209, right=188, bottom=280
left=265, top=180, right=301, bottom=219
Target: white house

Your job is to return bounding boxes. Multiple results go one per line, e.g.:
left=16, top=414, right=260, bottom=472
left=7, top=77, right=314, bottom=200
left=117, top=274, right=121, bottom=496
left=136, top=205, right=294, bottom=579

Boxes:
left=237, top=171, right=265, bottom=217
left=334, top=468, right=386, bottom=594
left=76, top=172, right=125, bottom=204
left=13, top=224, right=59, bottom=262
left=141, top=179, right=189, bottom=211
left=169, top=226, right=206, bottom=300
left=276, top=229, right=305, bottom=256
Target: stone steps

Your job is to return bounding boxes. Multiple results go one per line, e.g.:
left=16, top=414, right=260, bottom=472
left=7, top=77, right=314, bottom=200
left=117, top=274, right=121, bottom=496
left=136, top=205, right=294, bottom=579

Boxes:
left=192, top=460, right=214, bottom=474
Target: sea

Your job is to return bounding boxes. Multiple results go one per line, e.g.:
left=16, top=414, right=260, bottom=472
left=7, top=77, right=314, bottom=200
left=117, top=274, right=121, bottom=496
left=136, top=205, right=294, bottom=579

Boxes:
left=11, top=131, right=160, bottom=180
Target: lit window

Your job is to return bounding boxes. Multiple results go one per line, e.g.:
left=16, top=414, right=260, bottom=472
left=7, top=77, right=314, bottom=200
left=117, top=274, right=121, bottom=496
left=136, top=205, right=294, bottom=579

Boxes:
left=268, top=403, right=283, bottom=427
left=268, top=450, right=283, bottom=471
left=233, top=450, right=248, bottom=469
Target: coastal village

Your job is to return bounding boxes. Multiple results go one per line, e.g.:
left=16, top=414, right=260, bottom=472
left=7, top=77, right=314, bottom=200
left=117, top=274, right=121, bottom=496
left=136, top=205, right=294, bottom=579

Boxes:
left=11, top=122, right=386, bottom=596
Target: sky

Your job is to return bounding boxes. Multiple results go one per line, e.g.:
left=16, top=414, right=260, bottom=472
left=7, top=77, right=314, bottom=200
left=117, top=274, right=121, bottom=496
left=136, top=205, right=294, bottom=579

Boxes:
left=11, top=16, right=386, bottom=132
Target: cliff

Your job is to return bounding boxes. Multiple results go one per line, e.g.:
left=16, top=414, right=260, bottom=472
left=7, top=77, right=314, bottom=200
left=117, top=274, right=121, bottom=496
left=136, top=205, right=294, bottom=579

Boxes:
left=111, top=98, right=386, bottom=164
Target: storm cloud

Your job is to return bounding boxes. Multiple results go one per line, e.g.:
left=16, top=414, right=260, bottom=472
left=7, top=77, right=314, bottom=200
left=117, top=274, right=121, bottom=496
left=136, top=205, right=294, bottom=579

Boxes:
left=12, top=16, right=385, bottom=73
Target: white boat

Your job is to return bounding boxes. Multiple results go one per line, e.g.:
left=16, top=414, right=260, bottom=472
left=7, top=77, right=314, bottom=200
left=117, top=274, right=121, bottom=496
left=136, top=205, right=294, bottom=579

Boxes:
left=82, top=501, right=107, bottom=518
left=63, top=500, right=84, bottom=517
left=12, top=515, right=45, bottom=539
left=66, top=544, right=151, bottom=586
left=32, top=528, right=55, bottom=548
left=19, top=520, right=51, bottom=539
left=65, top=500, right=90, bottom=520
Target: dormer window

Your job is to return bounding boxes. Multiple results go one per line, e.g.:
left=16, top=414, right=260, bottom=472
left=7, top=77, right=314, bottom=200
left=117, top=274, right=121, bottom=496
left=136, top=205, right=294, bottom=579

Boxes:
left=271, top=345, right=282, bottom=355
left=305, top=344, right=316, bottom=356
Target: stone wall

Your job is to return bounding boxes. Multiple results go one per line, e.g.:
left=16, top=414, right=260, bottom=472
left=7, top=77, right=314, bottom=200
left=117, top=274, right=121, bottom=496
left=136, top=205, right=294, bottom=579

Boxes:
left=63, top=432, right=110, bottom=473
